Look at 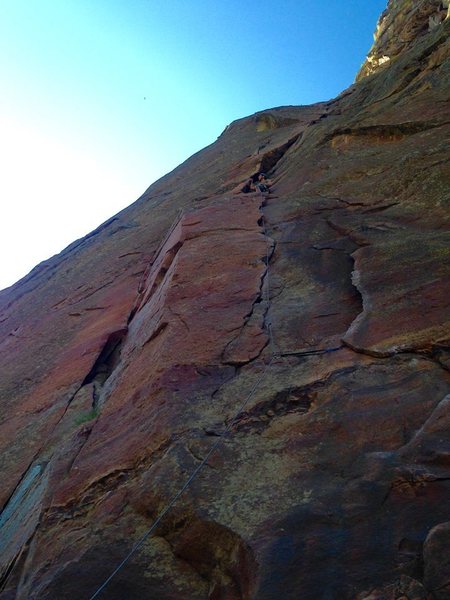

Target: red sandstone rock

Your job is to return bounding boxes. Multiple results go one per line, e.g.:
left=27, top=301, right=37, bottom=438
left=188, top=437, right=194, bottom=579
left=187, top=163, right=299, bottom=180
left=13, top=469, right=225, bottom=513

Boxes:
left=0, top=3, right=449, bottom=599
left=357, top=0, right=448, bottom=80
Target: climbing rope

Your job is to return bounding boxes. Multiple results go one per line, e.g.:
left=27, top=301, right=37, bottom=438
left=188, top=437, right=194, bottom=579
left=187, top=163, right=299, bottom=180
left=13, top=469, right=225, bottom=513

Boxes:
left=88, top=357, right=274, bottom=599
left=88, top=187, right=340, bottom=597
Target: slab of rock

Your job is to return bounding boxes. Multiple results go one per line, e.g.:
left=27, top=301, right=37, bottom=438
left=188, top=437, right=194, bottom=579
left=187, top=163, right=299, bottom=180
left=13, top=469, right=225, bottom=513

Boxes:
left=0, top=3, right=449, bottom=599
left=357, top=0, right=448, bottom=80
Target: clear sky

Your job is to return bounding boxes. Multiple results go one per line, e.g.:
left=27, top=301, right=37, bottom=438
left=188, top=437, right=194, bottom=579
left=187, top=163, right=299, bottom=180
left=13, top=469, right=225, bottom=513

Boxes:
left=0, top=0, right=387, bottom=291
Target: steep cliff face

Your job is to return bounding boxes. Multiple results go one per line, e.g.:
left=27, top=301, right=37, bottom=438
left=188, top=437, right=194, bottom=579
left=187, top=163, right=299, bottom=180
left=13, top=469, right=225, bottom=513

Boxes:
left=357, top=0, right=449, bottom=80
left=1, top=3, right=449, bottom=599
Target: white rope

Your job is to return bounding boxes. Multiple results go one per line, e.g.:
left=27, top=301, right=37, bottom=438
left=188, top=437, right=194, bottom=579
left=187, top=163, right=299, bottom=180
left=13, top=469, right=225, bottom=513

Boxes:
left=89, top=191, right=279, bottom=599
left=88, top=356, right=273, bottom=599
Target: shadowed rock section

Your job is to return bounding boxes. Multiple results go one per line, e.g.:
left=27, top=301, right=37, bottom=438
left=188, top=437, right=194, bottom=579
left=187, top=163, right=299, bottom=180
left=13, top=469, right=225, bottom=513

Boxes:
left=0, top=3, right=449, bottom=599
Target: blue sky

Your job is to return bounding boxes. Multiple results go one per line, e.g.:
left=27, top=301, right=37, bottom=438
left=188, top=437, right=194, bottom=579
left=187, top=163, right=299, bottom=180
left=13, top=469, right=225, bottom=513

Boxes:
left=0, top=0, right=387, bottom=290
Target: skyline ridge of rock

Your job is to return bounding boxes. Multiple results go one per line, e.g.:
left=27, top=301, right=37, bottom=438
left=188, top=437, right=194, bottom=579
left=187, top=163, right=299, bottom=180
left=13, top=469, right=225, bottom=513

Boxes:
left=1, top=2, right=449, bottom=598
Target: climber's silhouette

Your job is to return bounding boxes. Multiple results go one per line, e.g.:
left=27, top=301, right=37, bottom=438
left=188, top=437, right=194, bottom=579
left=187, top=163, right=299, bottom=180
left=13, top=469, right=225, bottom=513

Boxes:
left=255, top=173, right=272, bottom=193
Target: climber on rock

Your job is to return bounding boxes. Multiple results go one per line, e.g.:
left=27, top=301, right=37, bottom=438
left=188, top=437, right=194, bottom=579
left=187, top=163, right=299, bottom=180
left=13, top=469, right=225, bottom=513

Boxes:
left=255, top=173, right=272, bottom=193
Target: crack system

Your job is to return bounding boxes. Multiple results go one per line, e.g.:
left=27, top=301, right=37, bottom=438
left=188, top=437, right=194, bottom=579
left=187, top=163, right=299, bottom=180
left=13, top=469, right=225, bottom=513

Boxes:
left=3, top=90, right=449, bottom=597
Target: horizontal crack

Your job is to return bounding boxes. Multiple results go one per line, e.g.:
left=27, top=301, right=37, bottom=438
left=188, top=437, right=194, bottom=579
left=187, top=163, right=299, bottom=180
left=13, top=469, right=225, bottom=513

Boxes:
left=278, top=346, right=343, bottom=358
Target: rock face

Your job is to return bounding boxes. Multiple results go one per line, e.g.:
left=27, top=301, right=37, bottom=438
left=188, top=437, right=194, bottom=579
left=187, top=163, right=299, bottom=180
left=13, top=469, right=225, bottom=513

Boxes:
left=0, top=4, right=449, bottom=600
left=357, top=0, right=449, bottom=80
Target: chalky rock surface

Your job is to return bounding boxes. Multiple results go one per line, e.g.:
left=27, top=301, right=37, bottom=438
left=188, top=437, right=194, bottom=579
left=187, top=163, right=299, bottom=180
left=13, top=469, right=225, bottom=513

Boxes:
left=1, top=3, right=449, bottom=599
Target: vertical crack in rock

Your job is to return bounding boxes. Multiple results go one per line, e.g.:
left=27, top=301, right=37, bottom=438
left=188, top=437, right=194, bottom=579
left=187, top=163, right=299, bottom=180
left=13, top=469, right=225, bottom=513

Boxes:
left=0, top=325, right=132, bottom=592
left=341, top=250, right=367, bottom=353
left=257, top=133, right=302, bottom=174
left=220, top=205, right=274, bottom=367
left=220, top=252, right=271, bottom=366
left=81, top=328, right=128, bottom=410
left=1, top=6, right=450, bottom=596
left=224, top=128, right=305, bottom=194
left=264, top=210, right=365, bottom=355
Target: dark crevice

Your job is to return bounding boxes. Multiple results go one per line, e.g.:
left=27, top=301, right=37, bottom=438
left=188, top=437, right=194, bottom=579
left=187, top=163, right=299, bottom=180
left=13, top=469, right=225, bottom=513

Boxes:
left=363, top=202, right=400, bottom=214
left=221, top=272, right=272, bottom=366
left=257, top=134, right=302, bottom=175
left=312, top=246, right=347, bottom=252
left=336, top=199, right=369, bottom=208
left=278, top=346, right=343, bottom=358
left=221, top=225, right=274, bottom=366
left=313, top=205, right=346, bottom=215
left=308, top=112, right=330, bottom=126
left=118, top=251, right=143, bottom=259
left=126, top=305, right=138, bottom=325
left=315, top=192, right=375, bottom=209
left=341, top=338, right=394, bottom=359
left=82, top=329, right=128, bottom=407
left=204, top=429, right=224, bottom=437
left=239, top=134, right=302, bottom=196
